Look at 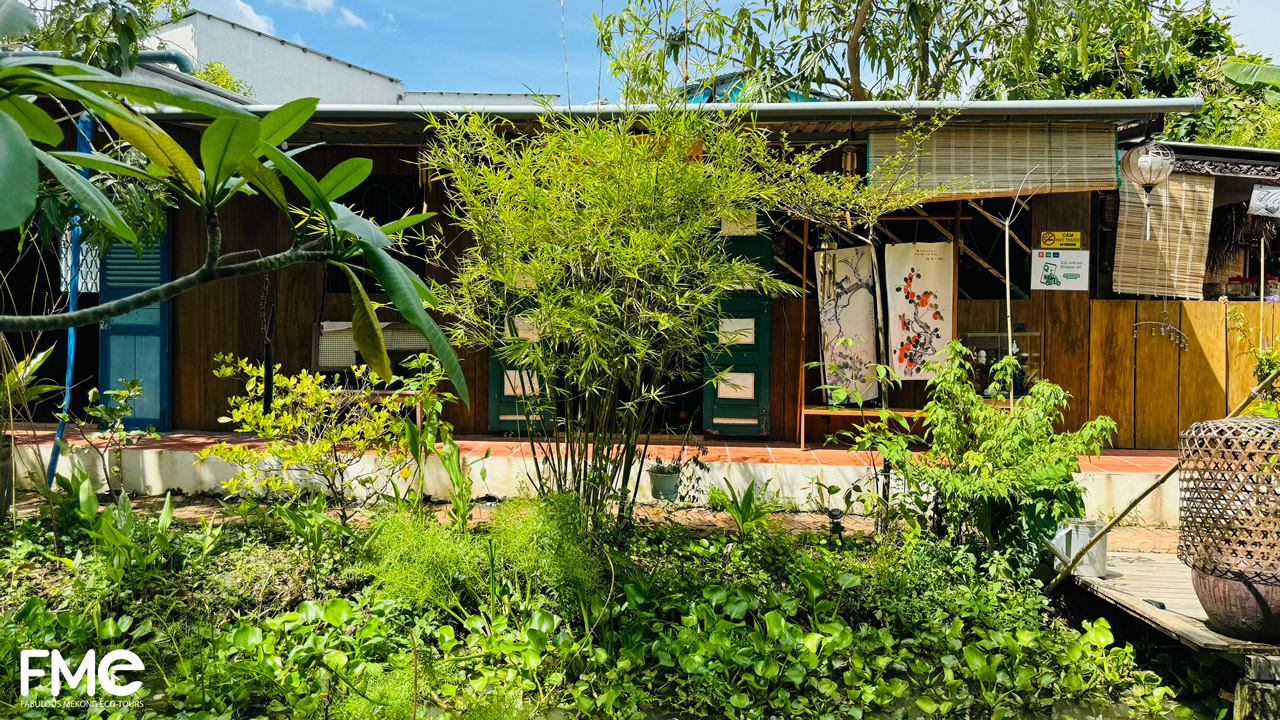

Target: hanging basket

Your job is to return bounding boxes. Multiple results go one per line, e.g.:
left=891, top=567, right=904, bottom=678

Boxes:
left=1179, top=416, right=1280, bottom=641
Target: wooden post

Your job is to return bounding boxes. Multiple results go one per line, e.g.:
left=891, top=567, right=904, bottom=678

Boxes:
left=1237, top=656, right=1280, bottom=720
left=799, top=219, right=809, bottom=449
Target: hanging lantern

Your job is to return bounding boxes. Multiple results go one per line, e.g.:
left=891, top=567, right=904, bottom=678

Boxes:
left=1120, top=140, right=1175, bottom=243
left=1120, top=141, right=1175, bottom=193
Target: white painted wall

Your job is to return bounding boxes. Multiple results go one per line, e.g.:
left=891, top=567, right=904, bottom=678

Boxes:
left=150, top=12, right=405, bottom=105
left=12, top=444, right=1179, bottom=527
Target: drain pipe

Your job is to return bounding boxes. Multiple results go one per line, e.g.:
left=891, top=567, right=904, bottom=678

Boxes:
left=2, top=50, right=196, bottom=73
left=43, top=112, right=95, bottom=487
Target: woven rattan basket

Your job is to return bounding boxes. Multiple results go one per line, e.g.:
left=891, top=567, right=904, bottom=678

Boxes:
left=1179, top=416, right=1280, bottom=640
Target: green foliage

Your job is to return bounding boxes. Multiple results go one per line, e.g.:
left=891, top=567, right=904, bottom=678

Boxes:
left=198, top=354, right=451, bottom=523
left=165, top=597, right=404, bottom=719
left=846, top=342, right=1115, bottom=563
left=0, top=344, right=60, bottom=419
left=364, top=495, right=604, bottom=619
left=425, top=108, right=797, bottom=531
left=600, top=0, right=1044, bottom=101
left=0, top=490, right=1181, bottom=719
left=27, top=145, right=175, bottom=256
left=721, top=477, right=774, bottom=536
left=191, top=60, right=254, bottom=96
left=56, top=380, right=160, bottom=492
left=29, top=0, right=189, bottom=75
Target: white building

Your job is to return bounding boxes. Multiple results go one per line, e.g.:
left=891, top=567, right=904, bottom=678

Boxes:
left=150, top=11, right=555, bottom=107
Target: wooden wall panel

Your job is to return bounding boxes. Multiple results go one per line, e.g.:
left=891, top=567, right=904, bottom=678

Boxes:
left=1134, top=301, right=1182, bottom=449
left=1179, top=301, right=1228, bottom=430
left=955, top=299, right=1000, bottom=335
left=1227, top=302, right=1262, bottom=411
left=172, top=198, right=282, bottom=429
left=768, top=296, right=803, bottom=442
left=1042, top=291, right=1092, bottom=431
left=1089, top=300, right=1136, bottom=448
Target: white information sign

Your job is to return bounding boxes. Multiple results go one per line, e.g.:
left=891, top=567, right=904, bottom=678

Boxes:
left=1248, top=184, right=1280, bottom=217
left=1032, top=249, right=1089, bottom=291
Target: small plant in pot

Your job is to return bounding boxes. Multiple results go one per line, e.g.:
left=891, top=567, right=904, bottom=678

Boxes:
left=647, top=423, right=707, bottom=501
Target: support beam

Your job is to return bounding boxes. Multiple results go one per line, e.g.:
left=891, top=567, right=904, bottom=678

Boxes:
left=966, top=199, right=1031, bottom=254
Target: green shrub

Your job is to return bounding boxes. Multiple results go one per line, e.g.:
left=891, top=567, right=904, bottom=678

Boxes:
left=364, top=495, right=604, bottom=619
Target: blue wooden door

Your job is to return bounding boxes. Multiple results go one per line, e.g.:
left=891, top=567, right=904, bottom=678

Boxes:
left=98, top=225, right=171, bottom=430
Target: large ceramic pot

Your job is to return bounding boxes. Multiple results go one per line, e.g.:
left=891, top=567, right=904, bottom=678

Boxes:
left=648, top=471, right=680, bottom=501
left=1192, top=569, right=1280, bottom=642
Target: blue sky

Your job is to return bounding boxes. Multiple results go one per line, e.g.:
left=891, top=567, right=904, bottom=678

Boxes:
left=190, top=0, right=1280, bottom=104
left=192, top=0, right=627, bottom=103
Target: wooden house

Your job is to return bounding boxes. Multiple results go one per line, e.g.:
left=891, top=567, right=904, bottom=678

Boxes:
left=36, top=97, right=1278, bottom=452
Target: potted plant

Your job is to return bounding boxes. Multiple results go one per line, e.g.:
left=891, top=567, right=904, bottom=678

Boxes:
left=647, top=424, right=707, bottom=501
left=0, top=347, right=61, bottom=521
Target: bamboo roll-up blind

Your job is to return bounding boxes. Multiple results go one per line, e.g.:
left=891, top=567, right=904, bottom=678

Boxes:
left=866, top=122, right=1120, bottom=201
left=1112, top=172, right=1215, bottom=300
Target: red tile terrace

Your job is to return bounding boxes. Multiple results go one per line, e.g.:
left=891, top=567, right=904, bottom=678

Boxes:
left=12, top=425, right=1177, bottom=474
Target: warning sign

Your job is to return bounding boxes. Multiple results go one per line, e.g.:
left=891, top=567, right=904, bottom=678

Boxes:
left=1040, top=231, right=1082, bottom=249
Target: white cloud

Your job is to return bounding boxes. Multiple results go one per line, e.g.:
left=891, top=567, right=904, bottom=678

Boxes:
left=382, top=10, right=398, bottom=33
left=335, top=6, right=369, bottom=29
left=265, top=0, right=334, bottom=12
left=192, top=0, right=276, bottom=34
left=290, top=32, right=306, bottom=45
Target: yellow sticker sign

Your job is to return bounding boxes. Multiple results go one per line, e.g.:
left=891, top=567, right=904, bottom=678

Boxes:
left=1040, top=231, right=1081, bottom=249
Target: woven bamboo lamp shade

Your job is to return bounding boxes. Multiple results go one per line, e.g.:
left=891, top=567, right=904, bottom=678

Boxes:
left=866, top=122, right=1120, bottom=201
left=1179, top=416, right=1280, bottom=584
left=1112, top=172, right=1214, bottom=299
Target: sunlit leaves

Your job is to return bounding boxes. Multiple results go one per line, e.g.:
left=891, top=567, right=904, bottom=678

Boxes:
left=318, top=158, right=373, bottom=201
left=34, top=148, right=137, bottom=243
left=0, top=110, right=36, bottom=231
left=259, top=96, right=319, bottom=146
left=200, top=115, right=262, bottom=188
left=338, top=263, right=392, bottom=382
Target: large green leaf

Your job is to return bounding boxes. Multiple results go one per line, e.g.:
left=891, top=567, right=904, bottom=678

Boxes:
left=380, top=212, right=435, bottom=236
left=104, top=114, right=202, bottom=196
left=0, top=68, right=138, bottom=125
left=319, top=158, right=372, bottom=201
left=1224, top=61, right=1280, bottom=90
left=338, top=263, right=392, bottom=382
left=357, top=240, right=469, bottom=405
left=0, top=95, right=62, bottom=146
left=237, top=157, right=289, bottom=210
left=50, top=151, right=178, bottom=193
left=0, top=110, right=36, bottom=231
left=69, top=75, right=251, bottom=119
left=330, top=202, right=391, bottom=248
left=261, top=143, right=331, bottom=217
left=259, top=97, right=319, bottom=147
left=0, top=0, right=37, bottom=37
left=201, top=116, right=261, bottom=188
left=34, top=149, right=137, bottom=243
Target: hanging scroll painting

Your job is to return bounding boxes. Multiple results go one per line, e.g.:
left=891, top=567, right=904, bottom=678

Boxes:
left=886, top=242, right=955, bottom=380
left=814, top=246, right=880, bottom=404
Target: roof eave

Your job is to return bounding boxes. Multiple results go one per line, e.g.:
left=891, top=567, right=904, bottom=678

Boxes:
left=143, top=97, right=1204, bottom=123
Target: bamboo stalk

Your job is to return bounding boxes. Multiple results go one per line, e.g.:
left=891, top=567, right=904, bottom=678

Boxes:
left=1045, top=367, right=1280, bottom=593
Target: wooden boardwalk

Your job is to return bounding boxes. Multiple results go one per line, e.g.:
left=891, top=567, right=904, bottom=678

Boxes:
left=1074, top=552, right=1280, bottom=656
